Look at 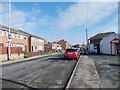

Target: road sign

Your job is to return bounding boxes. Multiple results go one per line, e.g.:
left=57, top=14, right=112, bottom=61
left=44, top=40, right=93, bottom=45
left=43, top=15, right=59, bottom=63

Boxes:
left=8, top=34, right=12, bottom=39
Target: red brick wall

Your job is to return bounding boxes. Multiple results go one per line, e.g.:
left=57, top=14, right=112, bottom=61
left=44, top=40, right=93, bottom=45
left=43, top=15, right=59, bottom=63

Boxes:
left=24, top=51, right=40, bottom=57
left=0, top=46, right=22, bottom=54
left=57, top=40, right=66, bottom=50
left=44, top=44, right=52, bottom=52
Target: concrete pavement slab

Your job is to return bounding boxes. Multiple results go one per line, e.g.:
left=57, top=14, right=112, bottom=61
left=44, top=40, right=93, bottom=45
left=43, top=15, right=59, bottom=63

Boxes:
left=70, top=55, right=101, bottom=88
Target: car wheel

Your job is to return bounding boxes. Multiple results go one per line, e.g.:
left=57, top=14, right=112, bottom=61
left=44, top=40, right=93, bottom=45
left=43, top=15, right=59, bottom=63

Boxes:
left=64, top=57, right=67, bottom=60
left=76, top=57, right=79, bottom=60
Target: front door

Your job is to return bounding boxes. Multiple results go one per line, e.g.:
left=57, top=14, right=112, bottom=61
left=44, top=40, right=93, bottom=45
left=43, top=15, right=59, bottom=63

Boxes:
left=117, top=44, right=120, bottom=54
left=97, top=44, right=100, bottom=54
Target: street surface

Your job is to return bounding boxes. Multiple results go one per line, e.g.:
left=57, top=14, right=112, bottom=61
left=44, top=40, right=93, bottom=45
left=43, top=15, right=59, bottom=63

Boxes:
left=1, top=53, right=77, bottom=89
left=89, top=55, right=120, bottom=88
left=70, top=55, right=101, bottom=88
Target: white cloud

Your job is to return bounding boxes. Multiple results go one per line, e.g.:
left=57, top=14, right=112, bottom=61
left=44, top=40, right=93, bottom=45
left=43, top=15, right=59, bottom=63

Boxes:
left=53, top=2, right=117, bottom=31
left=1, top=2, right=42, bottom=33
left=89, top=13, right=118, bottom=38
left=1, top=2, right=118, bottom=45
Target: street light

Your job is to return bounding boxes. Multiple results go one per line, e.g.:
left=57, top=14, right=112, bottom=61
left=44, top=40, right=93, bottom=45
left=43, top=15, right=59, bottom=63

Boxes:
left=8, top=0, right=11, bottom=61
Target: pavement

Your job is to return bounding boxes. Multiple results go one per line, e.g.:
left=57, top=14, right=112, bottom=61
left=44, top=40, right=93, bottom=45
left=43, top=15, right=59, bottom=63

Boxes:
left=69, top=55, right=101, bottom=88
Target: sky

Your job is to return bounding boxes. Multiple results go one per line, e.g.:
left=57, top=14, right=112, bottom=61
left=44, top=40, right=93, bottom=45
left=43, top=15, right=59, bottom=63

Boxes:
left=1, top=1, right=118, bottom=45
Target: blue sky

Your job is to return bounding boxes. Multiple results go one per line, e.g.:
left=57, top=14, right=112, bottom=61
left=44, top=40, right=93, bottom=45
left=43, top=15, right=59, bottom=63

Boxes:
left=1, top=1, right=118, bottom=45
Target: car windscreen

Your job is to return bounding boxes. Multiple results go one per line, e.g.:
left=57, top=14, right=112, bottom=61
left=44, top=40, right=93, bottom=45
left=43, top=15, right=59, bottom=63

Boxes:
left=66, top=49, right=77, bottom=52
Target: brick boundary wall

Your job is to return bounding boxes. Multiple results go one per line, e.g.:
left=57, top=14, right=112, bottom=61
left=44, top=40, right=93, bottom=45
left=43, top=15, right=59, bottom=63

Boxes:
left=24, top=51, right=41, bottom=57
left=0, top=45, right=22, bottom=54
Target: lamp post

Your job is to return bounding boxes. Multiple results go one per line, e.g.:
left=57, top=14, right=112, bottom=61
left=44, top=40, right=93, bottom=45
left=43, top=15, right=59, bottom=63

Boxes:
left=8, top=0, right=11, bottom=61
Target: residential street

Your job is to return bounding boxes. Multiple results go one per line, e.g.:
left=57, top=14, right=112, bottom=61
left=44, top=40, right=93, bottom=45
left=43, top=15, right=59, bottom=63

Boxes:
left=1, top=53, right=77, bottom=89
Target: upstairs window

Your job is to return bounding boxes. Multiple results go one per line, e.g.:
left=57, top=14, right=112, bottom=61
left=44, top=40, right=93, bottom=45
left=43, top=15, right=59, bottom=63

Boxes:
left=24, top=36, right=27, bottom=40
left=17, top=34, right=23, bottom=39
left=0, top=30, right=4, bottom=36
left=17, top=34, right=21, bottom=39
left=6, top=31, right=8, bottom=37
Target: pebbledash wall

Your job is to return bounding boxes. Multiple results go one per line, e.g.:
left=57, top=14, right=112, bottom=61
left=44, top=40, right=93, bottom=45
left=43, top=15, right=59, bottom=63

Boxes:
left=89, top=33, right=118, bottom=55
left=100, top=33, right=117, bottom=54
left=0, top=25, right=45, bottom=61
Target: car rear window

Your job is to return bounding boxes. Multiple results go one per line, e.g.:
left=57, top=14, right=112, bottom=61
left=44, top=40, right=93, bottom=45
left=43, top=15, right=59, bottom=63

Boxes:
left=66, top=49, right=77, bottom=52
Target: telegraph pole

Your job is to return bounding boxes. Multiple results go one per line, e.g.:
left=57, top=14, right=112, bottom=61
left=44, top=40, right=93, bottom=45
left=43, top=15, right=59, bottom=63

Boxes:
left=8, top=0, right=11, bottom=61
left=86, top=29, right=89, bottom=54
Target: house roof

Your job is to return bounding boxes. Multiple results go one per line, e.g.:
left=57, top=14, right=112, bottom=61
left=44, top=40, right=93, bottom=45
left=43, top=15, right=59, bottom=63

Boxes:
left=0, top=25, right=28, bottom=36
left=18, top=30, right=46, bottom=41
left=89, top=32, right=115, bottom=40
left=0, top=25, right=46, bottom=41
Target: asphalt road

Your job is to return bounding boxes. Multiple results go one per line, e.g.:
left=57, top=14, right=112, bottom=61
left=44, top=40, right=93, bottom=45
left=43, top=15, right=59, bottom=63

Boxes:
left=1, top=53, right=77, bottom=89
left=89, top=55, right=120, bottom=88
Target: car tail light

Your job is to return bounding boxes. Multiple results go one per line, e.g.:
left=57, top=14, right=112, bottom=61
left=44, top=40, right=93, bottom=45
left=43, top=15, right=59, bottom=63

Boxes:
left=73, top=52, right=77, bottom=55
left=64, top=52, right=67, bottom=55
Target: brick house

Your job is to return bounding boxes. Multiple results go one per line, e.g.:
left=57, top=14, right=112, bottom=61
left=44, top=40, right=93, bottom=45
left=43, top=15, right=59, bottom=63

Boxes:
left=0, top=25, right=45, bottom=60
left=0, top=25, right=45, bottom=53
left=18, top=30, right=45, bottom=52
left=57, top=39, right=71, bottom=50
left=44, top=42, right=62, bottom=52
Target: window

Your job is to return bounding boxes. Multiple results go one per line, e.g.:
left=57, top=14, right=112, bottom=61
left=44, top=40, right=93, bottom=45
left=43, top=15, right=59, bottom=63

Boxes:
left=35, top=46, right=37, bottom=50
left=24, top=36, right=27, bottom=40
left=39, top=46, right=43, bottom=50
left=17, top=34, right=23, bottom=39
left=6, top=31, right=8, bottom=37
left=11, top=43, right=15, bottom=47
left=17, top=34, right=20, bottom=39
left=41, top=40, right=44, bottom=42
left=0, top=31, right=4, bottom=36
left=66, top=49, right=77, bottom=52
left=5, top=43, right=15, bottom=47
left=16, top=43, right=24, bottom=47
left=32, top=37, right=39, bottom=42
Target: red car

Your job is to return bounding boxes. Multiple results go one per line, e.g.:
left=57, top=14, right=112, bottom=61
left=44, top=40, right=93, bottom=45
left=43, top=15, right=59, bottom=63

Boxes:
left=64, top=48, right=80, bottom=60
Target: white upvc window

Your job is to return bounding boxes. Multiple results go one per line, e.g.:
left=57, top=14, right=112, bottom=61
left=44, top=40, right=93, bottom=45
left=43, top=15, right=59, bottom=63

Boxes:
left=17, top=34, right=21, bottom=39
left=5, top=43, right=9, bottom=47
left=39, top=39, right=40, bottom=42
left=5, top=43, right=15, bottom=47
left=16, top=43, right=24, bottom=47
left=6, top=31, right=8, bottom=37
left=32, top=37, right=39, bottom=42
left=24, top=36, right=27, bottom=40
left=0, top=30, right=4, bottom=36
left=39, top=46, right=43, bottom=50
left=32, top=37, right=35, bottom=41
left=36, top=38, right=39, bottom=42
left=17, top=34, right=23, bottom=39
left=20, top=35, right=23, bottom=39
left=39, top=39, right=42, bottom=42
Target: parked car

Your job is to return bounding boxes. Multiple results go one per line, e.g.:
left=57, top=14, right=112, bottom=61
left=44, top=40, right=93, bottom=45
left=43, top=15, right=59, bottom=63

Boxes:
left=64, top=48, right=80, bottom=60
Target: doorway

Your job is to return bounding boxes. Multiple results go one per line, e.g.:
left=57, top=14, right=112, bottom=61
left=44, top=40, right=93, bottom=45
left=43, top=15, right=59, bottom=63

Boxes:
left=97, top=44, right=100, bottom=54
left=117, top=44, right=120, bottom=54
